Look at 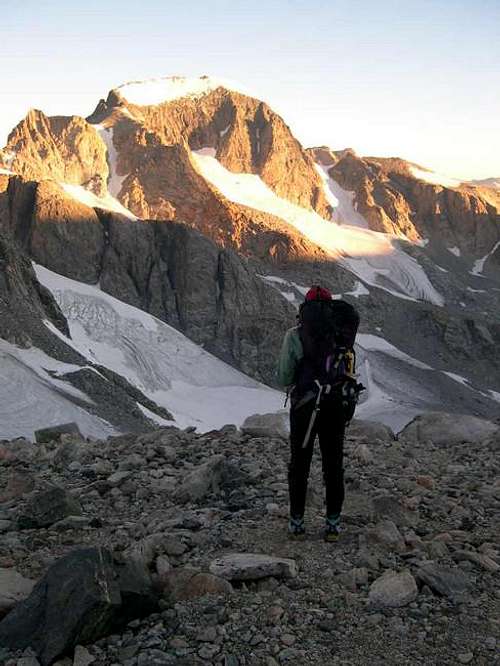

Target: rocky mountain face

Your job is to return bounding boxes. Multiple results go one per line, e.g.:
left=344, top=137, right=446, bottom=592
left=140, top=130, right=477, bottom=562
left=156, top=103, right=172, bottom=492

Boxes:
left=0, top=413, right=498, bottom=664
left=0, top=76, right=499, bottom=437
left=309, top=148, right=500, bottom=260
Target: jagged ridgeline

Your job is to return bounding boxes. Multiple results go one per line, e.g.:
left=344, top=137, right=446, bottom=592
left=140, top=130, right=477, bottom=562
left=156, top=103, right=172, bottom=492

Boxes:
left=0, top=75, right=499, bottom=437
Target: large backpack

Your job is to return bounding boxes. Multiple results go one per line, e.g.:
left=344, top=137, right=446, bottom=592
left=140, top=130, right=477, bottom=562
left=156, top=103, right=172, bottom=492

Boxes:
left=293, top=298, right=363, bottom=421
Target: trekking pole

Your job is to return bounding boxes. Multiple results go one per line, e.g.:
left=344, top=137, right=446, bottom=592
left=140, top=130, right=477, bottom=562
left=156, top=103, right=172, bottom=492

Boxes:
left=302, top=380, right=323, bottom=448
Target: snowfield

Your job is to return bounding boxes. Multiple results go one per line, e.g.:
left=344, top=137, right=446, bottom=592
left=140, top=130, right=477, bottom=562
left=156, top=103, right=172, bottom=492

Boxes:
left=115, top=75, right=247, bottom=106
left=0, top=339, right=116, bottom=441
left=34, top=264, right=285, bottom=434
left=192, top=150, right=444, bottom=306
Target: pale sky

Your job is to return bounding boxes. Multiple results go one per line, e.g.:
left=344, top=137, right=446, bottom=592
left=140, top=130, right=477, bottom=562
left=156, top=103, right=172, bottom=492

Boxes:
left=1, top=0, right=499, bottom=179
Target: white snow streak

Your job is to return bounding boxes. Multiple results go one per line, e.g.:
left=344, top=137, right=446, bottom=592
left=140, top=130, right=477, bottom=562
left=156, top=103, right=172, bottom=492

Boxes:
left=471, top=240, right=500, bottom=275
left=94, top=125, right=128, bottom=198
left=356, top=334, right=433, bottom=371
left=447, top=246, right=461, bottom=257
left=315, top=163, right=368, bottom=228
left=192, top=150, right=444, bottom=306
left=410, top=166, right=461, bottom=189
left=60, top=183, right=138, bottom=221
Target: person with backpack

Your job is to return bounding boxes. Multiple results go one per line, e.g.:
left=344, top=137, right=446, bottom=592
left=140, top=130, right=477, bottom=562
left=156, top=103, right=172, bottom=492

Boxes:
left=277, top=285, right=363, bottom=541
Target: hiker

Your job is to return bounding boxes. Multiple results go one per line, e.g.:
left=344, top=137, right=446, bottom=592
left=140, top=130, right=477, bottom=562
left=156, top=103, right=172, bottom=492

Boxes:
left=277, top=285, right=363, bottom=541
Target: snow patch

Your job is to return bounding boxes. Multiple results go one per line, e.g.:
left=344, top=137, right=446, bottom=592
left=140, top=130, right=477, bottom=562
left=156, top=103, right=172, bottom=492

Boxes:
left=315, top=163, right=368, bottom=228
left=258, top=275, right=309, bottom=307
left=410, top=166, right=461, bottom=189
left=447, top=246, right=461, bottom=257
left=60, top=183, right=138, bottom=221
left=0, top=339, right=117, bottom=441
left=356, top=334, right=433, bottom=371
left=192, top=150, right=443, bottom=306
left=442, top=371, right=470, bottom=387
left=0, top=168, right=14, bottom=175
left=220, top=125, right=231, bottom=137
left=471, top=240, right=500, bottom=275
left=93, top=125, right=128, bottom=198
left=115, top=75, right=246, bottom=106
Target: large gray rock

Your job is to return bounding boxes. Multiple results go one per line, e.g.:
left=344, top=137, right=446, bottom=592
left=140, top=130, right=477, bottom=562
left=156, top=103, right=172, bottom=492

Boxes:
left=368, top=570, right=418, bottom=608
left=209, top=553, right=297, bottom=581
left=0, top=568, right=36, bottom=618
left=177, top=455, right=225, bottom=503
left=241, top=412, right=289, bottom=439
left=399, top=412, right=499, bottom=446
left=35, top=422, right=82, bottom=444
left=347, top=419, right=396, bottom=443
left=18, top=485, right=82, bottom=529
left=0, top=547, right=157, bottom=665
left=416, top=562, right=471, bottom=602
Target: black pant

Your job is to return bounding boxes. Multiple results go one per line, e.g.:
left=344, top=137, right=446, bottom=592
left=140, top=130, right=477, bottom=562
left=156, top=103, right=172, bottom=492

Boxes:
left=288, top=400, right=345, bottom=519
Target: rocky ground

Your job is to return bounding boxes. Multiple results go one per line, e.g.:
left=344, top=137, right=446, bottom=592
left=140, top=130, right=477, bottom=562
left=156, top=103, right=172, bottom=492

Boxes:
left=0, top=412, right=499, bottom=666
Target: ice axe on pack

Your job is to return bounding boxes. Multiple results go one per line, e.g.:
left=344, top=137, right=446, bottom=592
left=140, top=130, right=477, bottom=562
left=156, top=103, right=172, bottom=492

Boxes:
left=301, top=380, right=328, bottom=448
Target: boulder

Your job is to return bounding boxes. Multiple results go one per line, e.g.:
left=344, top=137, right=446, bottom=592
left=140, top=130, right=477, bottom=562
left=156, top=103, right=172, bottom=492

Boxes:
left=368, top=570, right=418, bottom=608
left=35, top=422, right=82, bottom=444
left=364, top=520, right=406, bottom=553
left=0, top=567, right=36, bottom=618
left=416, top=563, right=470, bottom=602
left=0, top=470, right=35, bottom=503
left=160, top=567, right=233, bottom=602
left=209, top=553, right=297, bottom=581
left=0, top=547, right=157, bottom=665
left=398, top=412, right=498, bottom=446
left=241, top=412, right=289, bottom=440
left=18, top=485, right=82, bottom=529
left=347, top=419, right=396, bottom=443
left=176, top=455, right=225, bottom=503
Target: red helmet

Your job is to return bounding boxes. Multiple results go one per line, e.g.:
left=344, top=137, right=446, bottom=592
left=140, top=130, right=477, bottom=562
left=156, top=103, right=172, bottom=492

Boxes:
left=305, top=285, right=332, bottom=301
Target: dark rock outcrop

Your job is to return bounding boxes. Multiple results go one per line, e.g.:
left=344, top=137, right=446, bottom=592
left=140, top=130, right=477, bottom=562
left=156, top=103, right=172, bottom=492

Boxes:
left=0, top=547, right=157, bottom=666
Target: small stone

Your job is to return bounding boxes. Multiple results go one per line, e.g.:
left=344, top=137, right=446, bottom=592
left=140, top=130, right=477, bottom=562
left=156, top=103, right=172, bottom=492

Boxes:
left=73, top=645, right=95, bottom=666
left=457, top=653, right=474, bottom=664
left=281, top=634, right=296, bottom=646
left=352, top=444, right=373, bottom=464
left=107, top=471, right=132, bottom=487
left=416, top=475, right=435, bottom=490
left=15, top=658, right=40, bottom=666
left=197, top=643, right=220, bottom=659
left=485, top=637, right=496, bottom=651
left=197, top=626, right=217, bottom=642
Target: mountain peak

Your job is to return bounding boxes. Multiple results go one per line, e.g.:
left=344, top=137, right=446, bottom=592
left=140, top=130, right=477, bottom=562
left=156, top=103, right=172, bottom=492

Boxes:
left=111, top=75, right=247, bottom=106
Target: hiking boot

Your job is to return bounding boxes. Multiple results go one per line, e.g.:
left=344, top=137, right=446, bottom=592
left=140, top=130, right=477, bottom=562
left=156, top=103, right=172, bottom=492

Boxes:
left=288, top=516, right=306, bottom=539
left=324, top=515, right=341, bottom=542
